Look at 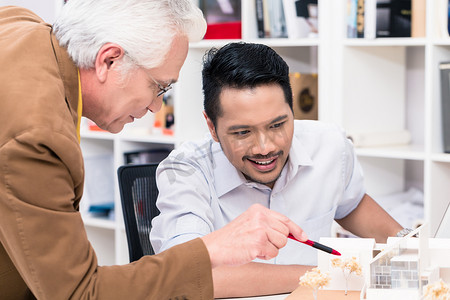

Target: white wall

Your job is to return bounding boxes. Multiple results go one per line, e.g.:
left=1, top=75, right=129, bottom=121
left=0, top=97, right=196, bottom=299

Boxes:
left=0, top=0, right=62, bottom=24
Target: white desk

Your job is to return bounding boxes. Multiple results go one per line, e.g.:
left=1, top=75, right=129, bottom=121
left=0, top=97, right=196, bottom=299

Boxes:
left=217, top=294, right=288, bottom=300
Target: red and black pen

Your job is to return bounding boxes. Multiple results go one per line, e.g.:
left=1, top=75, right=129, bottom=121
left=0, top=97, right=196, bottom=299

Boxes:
left=288, top=234, right=341, bottom=256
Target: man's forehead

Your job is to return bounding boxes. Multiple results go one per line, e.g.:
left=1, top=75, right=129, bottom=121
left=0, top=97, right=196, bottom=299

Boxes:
left=222, top=114, right=290, bottom=130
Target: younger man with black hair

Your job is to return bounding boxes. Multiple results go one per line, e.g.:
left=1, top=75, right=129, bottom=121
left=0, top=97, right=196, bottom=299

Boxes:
left=151, top=42, right=403, bottom=298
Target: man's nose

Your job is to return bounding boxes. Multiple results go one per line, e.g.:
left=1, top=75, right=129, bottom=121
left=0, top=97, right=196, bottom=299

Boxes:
left=251, top=131, right=276, bottom=156
left=147, top=96, right=163, bottom=113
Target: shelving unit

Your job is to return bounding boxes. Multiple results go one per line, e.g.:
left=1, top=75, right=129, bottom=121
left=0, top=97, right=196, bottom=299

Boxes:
left=327, top=0, right=450, bottom=238
left=9, top=0, right=450, bottom=265
left=80, top=123, right=176, bottom=266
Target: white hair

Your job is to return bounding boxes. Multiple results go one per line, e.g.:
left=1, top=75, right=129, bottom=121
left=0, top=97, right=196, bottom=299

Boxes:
left=53, top=0, right=206, bottom=70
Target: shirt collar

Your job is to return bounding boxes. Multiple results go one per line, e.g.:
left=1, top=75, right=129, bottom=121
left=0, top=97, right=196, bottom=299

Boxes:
left=50, top=28, right=79, bottom=128
left=212, top=141, right=247, bottom=197
left=212, top=130, right=314, bottom=197
left=278, top=133, right=314, bottom=187
left=287, top=132, right=314, bottom=171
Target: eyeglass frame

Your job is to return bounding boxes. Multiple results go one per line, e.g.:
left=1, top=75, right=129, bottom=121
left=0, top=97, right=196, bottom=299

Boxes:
left=148, top=73, right=173, bottom=97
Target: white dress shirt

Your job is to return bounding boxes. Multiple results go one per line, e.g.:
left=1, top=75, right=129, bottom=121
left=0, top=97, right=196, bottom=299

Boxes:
left=151, top=120, right=366, bottom=265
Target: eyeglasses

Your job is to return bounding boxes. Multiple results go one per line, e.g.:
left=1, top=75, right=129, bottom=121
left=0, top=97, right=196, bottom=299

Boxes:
left=149, top=73, right=173, bottom=97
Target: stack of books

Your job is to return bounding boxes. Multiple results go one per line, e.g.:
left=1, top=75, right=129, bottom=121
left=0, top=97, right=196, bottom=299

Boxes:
left=256, top=0, right=318, bottom=39
left=347, top=0, right=426, bottom=39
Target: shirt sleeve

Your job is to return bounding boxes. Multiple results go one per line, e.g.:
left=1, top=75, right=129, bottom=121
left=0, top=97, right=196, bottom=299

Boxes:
left=151, top=151, right=216, bottom=253
left=334, top=135, right=367, bottom=219
left=0, top=130, right=213, bottom=300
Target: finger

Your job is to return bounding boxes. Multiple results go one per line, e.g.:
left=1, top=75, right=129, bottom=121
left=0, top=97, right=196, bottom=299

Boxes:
left=265, top=214, right=290, bottom=237
left=265, top=226, right=289, bottom=250
left=262, top=206, right=291, bottom=223
left=256, top=241, right=280, bottom=261
left=264, top=209, right=308, bottom=242
left=286, top=221, right=308, bottom=242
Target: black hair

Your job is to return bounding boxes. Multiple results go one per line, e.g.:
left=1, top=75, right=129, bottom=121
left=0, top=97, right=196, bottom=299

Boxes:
left=202, top=42, right=293, bottom=126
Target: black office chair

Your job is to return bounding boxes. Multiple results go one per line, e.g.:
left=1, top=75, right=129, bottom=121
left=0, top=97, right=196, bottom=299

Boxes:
left=117, top=163, right=160, bottom=262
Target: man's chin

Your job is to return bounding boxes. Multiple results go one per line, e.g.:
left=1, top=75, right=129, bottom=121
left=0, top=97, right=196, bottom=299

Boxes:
left=103, top=122, right=124, bottom=134
left=109, top=126, right=124, bottom=134
left=244, top=172, right=280, bottom=188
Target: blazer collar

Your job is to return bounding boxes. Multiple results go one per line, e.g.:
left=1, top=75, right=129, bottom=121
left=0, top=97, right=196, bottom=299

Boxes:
left=50, top=29, right=79, bottom=127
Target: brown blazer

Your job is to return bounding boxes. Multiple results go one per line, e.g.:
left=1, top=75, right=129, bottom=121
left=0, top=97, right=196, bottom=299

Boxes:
left=0, top=6, right=213, bottom=300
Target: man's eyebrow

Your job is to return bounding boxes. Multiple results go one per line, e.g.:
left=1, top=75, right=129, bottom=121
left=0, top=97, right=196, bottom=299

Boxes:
left=166, top=79, right=177, bottom=85
left=227, top=115, right=289, bottom=131
left=148, top=72, right=177, bottom=86
left=227, top=124, right=251, bottom=131
left=270, top=115, right=289, bottom=124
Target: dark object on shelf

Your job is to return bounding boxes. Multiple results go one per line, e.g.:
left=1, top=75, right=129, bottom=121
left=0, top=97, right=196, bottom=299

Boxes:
left=124, top=148, right=171, bottom=165
left=357, top=0, right=365, bottom=37
left=284, top=0, right=318, bottom=38
left=255, top=0, right=265, bottom=38
left=295, top=0, right=318, bottom=18
left=289, top=73, right=318, bottom=120
left=88, top=202, right=114, bottom=217
left=376, top=0, right=412, bottom=38
left=118, top=163, right=160, bottom=262
left=201, top=0, right=241, bottom=39
left=440, top=62, right=450, bottom=153
left=448, top=0, right=450, bottom=36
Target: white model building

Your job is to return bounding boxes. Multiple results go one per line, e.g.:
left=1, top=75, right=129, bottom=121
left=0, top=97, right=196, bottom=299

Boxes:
left=317, top=223, right=450, bottom=299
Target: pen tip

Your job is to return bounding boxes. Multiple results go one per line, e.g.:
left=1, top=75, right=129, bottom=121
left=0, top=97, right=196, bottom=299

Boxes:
left=332, top=250, right=341, bottom=256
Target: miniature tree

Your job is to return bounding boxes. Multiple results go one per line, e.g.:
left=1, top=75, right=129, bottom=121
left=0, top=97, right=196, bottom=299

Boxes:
left=331, top=256, right=362, bottom=295
left=423, top=279, right=450, bottom=300
left=299, top=267, right=330, bottom=300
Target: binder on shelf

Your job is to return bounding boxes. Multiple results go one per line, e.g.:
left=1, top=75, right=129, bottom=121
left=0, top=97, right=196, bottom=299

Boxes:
left=357, top=0, right=365, bottom=37
left=436, top=0, right=450, bottom=38
left=262, top=0, right=271, bottom=37
left=411, top=0, right=426, bottom=37
left=255, top=0, right=265, bottom=38
left=376, top=0, right=411, bottom=38
left=364, top=0, right=377, bottom=39
left=440, top=62, right=450, bottom=153
left=289, top=73, right=318, bottom=121
left=256, top=0, right=287, bottom=38
left=347, top=0, right=358, bottom=38
left=268, top=0, right=288, bottom=38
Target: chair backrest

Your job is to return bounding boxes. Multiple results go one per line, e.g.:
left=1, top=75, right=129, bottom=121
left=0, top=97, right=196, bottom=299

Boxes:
left=117, top=163, right=160, bottom=262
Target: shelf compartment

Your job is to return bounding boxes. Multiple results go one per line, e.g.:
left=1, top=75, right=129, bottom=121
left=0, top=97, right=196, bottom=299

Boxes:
left=341, top=45, right=425, bottom=150
left=344, top=38, right=427, bottom=47
left=358, top=157, right=424, bottom=198
left=82, top=215, right=116, bottom=230
left=80, top=130, right=115, bottom=140
left=355, top=144, right=425, bottom=160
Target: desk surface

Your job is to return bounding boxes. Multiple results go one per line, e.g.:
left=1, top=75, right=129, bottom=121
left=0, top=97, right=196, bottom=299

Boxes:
left=218, top=287, right=361, bottom=300
left=218, top=294, right=288, bottom=300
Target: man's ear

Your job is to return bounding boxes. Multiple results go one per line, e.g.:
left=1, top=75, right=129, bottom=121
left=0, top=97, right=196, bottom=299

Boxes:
left=95, top=43, right=125, bottom=83
left=203, top=111, right=219, bottom=142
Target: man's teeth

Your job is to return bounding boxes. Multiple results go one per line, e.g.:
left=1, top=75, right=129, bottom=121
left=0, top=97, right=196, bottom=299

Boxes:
left=253, top=159, right=274, bottom=165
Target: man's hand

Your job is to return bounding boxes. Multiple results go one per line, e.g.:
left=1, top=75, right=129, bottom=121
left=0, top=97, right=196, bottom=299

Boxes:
left=201, top=204, right=307, bottom=268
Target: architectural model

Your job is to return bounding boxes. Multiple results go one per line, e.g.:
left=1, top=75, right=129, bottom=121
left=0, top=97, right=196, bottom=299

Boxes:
left=299, top=268, right=330, bottom=300
left=315, top=223, right=450, bottom=299
left=422, top=279, right=450, bottom=300
left=331, top=256, right=362, bottom=295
